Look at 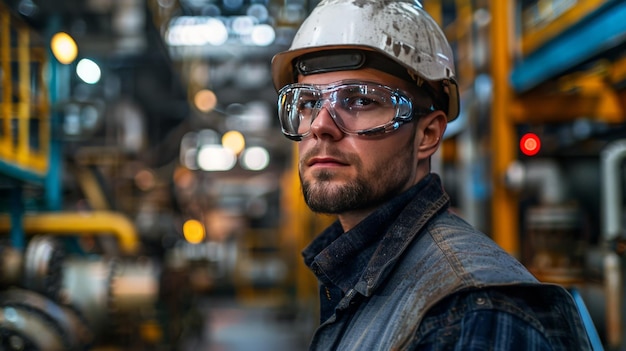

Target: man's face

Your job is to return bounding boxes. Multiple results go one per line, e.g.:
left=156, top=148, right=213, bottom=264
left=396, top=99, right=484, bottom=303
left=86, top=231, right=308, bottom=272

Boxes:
left=297, top=69, right=423, bottom=215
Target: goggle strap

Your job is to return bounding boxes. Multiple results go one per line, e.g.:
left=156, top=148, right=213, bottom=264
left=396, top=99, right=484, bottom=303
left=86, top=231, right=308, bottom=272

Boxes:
left=295, top=50, right=414, bottom=83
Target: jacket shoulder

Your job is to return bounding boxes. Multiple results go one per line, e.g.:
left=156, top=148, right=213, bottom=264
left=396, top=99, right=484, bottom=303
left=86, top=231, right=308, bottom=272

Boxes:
left=416, top=210, right=539, bottom=286
left=412, top=285, right=592, bottom=351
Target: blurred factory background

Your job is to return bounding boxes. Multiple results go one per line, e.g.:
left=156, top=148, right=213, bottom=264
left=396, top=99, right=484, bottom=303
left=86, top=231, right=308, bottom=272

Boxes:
left=0, top=0, right=624, bottom=350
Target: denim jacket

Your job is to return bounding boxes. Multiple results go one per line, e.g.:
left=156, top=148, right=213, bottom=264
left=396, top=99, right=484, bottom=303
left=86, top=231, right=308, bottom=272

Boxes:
left=303, top=174, right=591, bottom=350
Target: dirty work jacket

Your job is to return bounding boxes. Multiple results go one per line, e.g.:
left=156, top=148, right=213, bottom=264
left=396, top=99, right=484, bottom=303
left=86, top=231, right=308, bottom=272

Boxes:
left=303, top=173, right=591, bottom=350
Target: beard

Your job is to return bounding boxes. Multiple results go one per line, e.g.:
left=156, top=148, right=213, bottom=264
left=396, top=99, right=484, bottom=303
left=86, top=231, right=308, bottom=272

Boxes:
left=299, top=142, right=414, bottom=214
left=301, top=171, right=369, bottom=214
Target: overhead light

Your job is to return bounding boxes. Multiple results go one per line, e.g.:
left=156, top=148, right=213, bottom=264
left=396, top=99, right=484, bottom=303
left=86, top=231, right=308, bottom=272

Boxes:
left=167, top=14, right=277, bottom=47
left=247, top=4, right=269, bottom=22
left=250, top=24, right=275, bottom=46
left=204, top=18, right=229, bottom=45
left=232, top=16, right=256, bottom=36
left=76, top=58, right=101, bottom=84
left=222, top=130, right=245, bottom=155
left=240, top=146, right=270, bottom=171
left=197, top=145, right=236, bottom=171
left=17, top=0, right=37, bottom=17
left=166, top=17, right=228, bottom=46
left=183, top=219, right=205, bottom=244
left=193, top=89, right=217, bottom=113
left=51, top=32, right=78, bottom=64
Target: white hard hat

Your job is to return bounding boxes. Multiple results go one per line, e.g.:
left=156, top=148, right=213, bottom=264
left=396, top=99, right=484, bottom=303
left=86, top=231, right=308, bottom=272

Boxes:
left=271, top=0, right=460, bottom=121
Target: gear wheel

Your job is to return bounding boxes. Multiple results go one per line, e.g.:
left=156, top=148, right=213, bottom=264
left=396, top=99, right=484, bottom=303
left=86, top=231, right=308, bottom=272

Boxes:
left=23, top=236, right=65, bottom=299
left=0, top=288, right=93, bottom=351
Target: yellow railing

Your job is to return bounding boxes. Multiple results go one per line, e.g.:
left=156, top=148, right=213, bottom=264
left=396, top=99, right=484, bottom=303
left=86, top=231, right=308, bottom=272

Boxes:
left=0, top=4, right=50, bottom=178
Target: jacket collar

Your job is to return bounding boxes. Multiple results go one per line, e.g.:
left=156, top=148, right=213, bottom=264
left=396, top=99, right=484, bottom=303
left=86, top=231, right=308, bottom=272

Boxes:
left=302, top=173, right=449, bottom=296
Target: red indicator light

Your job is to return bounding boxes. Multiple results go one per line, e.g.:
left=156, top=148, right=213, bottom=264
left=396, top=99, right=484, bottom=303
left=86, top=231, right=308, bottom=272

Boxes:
left=520, top=133, right=541, bottom=156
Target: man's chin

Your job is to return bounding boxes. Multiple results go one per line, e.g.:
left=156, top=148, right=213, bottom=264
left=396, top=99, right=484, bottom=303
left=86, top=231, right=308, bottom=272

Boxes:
left=308, top=169, right=343, bottom=182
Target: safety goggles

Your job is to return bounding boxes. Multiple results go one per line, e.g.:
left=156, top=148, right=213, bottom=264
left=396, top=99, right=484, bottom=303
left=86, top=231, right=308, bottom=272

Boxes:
left=277, top=80, right=432, bottom=141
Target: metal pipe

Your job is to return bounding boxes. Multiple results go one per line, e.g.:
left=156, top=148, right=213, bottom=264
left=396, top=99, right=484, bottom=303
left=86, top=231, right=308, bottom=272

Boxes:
left=605, top=252, right=621, bottom=348
left=0, top=211, right=139, bottom=254
left=505, top=159, right=566, bottom=205
left=9, top=184, right=25, bottom=250
left=601, top=139, right=626, bottom=241
left=600, top=139, right=626, bottom=349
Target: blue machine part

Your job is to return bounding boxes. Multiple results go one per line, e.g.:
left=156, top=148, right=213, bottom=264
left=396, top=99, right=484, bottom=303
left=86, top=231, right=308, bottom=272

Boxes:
left=511, top=0, right=626, bottom=92
left=569, top=288, right=604, bottom=351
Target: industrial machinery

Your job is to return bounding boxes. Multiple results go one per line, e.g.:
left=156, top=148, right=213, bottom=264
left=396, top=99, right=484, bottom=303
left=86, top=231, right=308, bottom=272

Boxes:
left=0, top=4, right=166, bottom=350
left=0, top=0, right=304, bottom=349
left=0, top=236, right=159, bottom=350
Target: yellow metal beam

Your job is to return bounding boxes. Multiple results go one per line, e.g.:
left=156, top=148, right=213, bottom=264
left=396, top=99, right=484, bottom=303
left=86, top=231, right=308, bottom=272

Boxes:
left=423, top=1, right=442, bottom=25
left=490, top=0, right=519, bottom=256
left=510, top=61, right=625, bottom=123
left=17, top=23, right=29, bottom=165
left=33, top=47, right=49, bottom=172
left=1, top=10, right=11, bottom=157
left=610, top=55, right=626, bottom=86
left=619, top=91, right=626, bottom=113
left=0, top=211, right=140, bottom=254
left=511, top=89, right=624, bottom=124
left=280, top=144, right=317, bottom=311
left=74, top=166, right=111, bottom=210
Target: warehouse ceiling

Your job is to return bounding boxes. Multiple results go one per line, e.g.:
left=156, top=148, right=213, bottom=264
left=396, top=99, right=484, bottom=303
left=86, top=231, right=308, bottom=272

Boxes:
left=0, top=0, right=462, bottom=219
left=1, top=0, right=309, bottom=169
left=1, top=0, right=460, bottom=171
left=0, top=0, right=463, bottom=228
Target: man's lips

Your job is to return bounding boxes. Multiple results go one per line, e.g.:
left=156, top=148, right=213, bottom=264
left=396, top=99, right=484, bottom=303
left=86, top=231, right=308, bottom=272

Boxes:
left=306, top=156, right=348, bottom=167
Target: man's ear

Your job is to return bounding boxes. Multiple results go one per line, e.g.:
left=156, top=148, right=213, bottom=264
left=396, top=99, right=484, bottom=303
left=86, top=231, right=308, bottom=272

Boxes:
left=416, top=110, right=447, bottom=159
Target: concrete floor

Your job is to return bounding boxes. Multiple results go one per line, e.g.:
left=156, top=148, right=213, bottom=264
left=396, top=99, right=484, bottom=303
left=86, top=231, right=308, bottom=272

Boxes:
left=179, top=298, right=311, bottom=351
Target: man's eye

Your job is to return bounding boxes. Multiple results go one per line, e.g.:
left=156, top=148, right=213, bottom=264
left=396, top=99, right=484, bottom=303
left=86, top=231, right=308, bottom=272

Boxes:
left=353, top=97, right=375, bottom=107
left=343, top=95, right=380, bottom=109
left=298, top=99, right=319, bottom=110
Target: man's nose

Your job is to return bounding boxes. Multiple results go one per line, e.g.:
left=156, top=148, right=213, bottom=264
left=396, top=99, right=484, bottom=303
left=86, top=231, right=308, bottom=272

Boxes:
left=309, top=102, right=344, bottom=140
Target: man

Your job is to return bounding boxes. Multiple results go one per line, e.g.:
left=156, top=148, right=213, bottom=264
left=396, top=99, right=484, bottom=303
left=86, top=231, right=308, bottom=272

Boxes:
left=271, top=0, right=592, bottom=350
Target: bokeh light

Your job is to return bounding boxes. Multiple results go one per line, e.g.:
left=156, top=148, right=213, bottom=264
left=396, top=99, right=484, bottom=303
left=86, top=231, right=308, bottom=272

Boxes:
left=183, top=219, right=205, bottom=244
left=222, top=130, right=245, bottom=155
left=50, top=32, right=78, bottom=64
